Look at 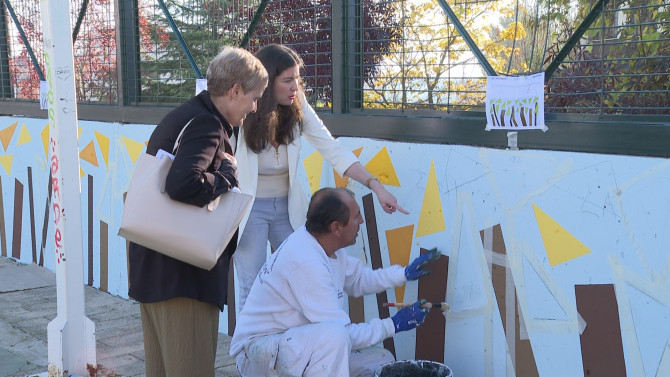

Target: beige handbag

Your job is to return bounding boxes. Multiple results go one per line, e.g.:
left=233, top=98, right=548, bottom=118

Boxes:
left=118, top=122, right=252, bottom=270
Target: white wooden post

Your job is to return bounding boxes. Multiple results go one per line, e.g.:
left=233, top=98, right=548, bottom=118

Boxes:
left=40, top=1, right=96, bottom=376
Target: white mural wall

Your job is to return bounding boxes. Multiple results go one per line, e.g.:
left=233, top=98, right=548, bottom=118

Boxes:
left=2, top=116, right=668, bottom=377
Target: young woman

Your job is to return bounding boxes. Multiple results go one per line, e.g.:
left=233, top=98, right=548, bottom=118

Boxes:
left=128, top=46, right=267, bottom=377
left=234, top=44, right=408, bottom=310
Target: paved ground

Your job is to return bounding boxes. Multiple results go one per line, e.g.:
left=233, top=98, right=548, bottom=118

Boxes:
left=0, top=256, right=238, bottom=377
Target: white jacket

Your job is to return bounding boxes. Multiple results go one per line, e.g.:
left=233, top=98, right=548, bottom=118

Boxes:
left=235, top=94, right=359, bottom=236
left=229, top=226, right=406, bottom=358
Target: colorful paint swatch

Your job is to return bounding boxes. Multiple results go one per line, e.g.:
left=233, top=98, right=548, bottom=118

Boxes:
left=385, top=225, right=414, bottom=303
left=333, top=147, right=363, bottom=188
left=303, top=150, right=323, bottom=194
left=0, top=122, right=17, bottom=151
left=17, top=124, right=31, bottom=146
left=79, top=141, right=98, bottom=167
left=416, top=248, right=449, bottom=362
left=575, top=284, right=627, bottom=377
left=480, top=225, right=539, bottom=377
left=41, top=125, right=49, bottom=160
left=0, top=155, right=12, bottom=175
left=364, top=147, right=400, bottom=186
left=532, top=203, right=591, bottom=266
left=122, top=136, right=145, bottom=165
left=416, top=161, right=446, bottom=238
left=94, top=131, right=110, bottom=168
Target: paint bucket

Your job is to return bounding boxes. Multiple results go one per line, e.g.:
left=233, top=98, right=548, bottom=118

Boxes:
left=374, top=360, right=453, bottom=377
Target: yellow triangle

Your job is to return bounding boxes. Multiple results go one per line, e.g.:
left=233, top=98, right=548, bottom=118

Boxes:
left=77, top=127, right=82, bottom=140
left=332, top=147, right=364, bottom=188
left=80, top=166, right=85, bottom=177
left=41, top=124, right=49, bottom=160
left=532, top=203, right=591, bottom=266
left=333, top=169, right=349, bottom=188
left=303, top=151, right=323, bottom=194
left=386, top=225, right=414, bottom=303
left=0, top=122, right=18, bottom=151
left=17, top=124, right=32, bottom=146
left=79, top=141, right=99, bottom=167
left=364, top=147, right=400, bottom=186
left=122, top=136, right=146, bottom=165
left=0, top=155, right=12, bottom=175
left=416, top=160, right=446, bottom=237
left=94, top=131, right=110, bottom=168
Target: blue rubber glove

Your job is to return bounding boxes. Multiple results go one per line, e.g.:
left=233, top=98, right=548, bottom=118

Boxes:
left=391, top=299, right=430, bottom=333
left=404, top=248, right=441, bottom=280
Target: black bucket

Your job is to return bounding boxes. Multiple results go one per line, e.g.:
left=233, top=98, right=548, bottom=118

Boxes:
left=374, top=360, right=453, bottom=377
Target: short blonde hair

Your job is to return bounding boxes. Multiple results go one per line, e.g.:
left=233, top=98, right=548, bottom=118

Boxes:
left=207, top=46, right=268, bottom=96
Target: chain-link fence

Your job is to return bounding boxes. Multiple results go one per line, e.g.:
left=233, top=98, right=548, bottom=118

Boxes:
left=1, top=0, right=668, bottom=114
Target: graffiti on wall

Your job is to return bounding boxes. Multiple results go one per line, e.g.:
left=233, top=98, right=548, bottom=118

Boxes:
left=2, top=116, right=669, bottom=377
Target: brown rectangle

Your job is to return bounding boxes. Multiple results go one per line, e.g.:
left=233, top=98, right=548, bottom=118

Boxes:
left=12, top=179, right=24, bottom=259
left=416, top=248, right=449, bottom=362
left=27, top=167, right=37, bottom=263
left=100, top=220, right=108, bottom=292
left=575, top=284, right=627, bottom=377
left=362, top=193, right=395, bottom=357
left=481, top=225, right=538, bottom=377
left=348, top=295, right=365, bottom=324
left=88, top=175, right=93, bottom=286
left=39, top=173, right=53, bottom=267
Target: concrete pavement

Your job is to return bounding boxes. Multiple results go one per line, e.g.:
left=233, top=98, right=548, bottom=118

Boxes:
left=0, top=256, right=238, bottom=377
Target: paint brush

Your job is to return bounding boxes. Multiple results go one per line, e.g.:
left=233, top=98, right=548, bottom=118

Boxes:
left=384, top=302, right=450, bottom=311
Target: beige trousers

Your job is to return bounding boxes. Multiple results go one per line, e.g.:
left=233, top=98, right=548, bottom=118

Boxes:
left=140, top=296, right=219, bottom=377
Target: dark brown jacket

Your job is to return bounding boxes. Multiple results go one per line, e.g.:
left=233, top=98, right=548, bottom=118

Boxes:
left=128, top=91, right=238, bottom=310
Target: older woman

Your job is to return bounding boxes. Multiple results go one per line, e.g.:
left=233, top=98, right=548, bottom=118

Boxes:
left=128, top=46, right=267, bottom=377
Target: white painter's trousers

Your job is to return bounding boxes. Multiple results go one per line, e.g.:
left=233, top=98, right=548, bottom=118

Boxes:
left=236, top=322, right=395, bottom=377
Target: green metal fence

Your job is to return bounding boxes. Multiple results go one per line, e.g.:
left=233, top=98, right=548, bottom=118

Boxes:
left=0, top=0, right=668, bottom=113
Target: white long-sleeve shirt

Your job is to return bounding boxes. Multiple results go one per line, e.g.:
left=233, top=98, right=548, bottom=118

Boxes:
left=230, top=226, right=407, bottom=357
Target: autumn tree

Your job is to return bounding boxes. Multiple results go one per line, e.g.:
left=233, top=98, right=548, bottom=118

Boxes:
left=363, top=0, right=525, bottom=110
left=240, top=0, right=402, bottom=107
left=544, top=0, right=670, bottom=114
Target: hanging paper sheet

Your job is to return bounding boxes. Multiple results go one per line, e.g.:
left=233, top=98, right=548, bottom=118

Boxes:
left=485, top=72, right=547, bottom=131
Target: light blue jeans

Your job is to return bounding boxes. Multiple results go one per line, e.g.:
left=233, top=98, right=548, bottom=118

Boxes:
left=234, top=196, right=294, bottom=310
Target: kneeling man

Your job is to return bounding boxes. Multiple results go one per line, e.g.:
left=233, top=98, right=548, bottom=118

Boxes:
left=230, top=187, right=441, bottom=377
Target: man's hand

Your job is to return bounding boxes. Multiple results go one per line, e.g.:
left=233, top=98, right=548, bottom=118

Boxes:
left=391, top=299, right=430, bottom=333
left=404, top=248, right=441, bottom=280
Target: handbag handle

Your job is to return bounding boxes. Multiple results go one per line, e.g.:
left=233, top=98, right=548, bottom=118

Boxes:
left=172, top=118, right=196, bottom=154
left=168, top=117, right=225, bottom=212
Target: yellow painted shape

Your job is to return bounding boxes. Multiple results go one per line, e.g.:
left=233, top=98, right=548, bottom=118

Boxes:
left=303, top=151, right=324, bottom=194
left=364, top=147, right=400, bottom=186
left=94, top=131, right=110, bottom=168
left=0, top=155, right=12, bottom=175
left=122, top=136, right=146, bottom=165
left=416, top=160, right=446, bottom=237
left=17, top=124, right=32, bottom=146
left=0, top=122, right=18, bottom=151
left=41, top=124, right=49, bottom=159
left=77, top=127, right=82, bottom=140
left=386, top=224, right=414, bottom=303
left=333, top=169, right=349, bottom=188
left=332, top=147, right=364, bottom=188
left=79, top=141, right=98, bottom=167
left=80, top=166, right=85, bottom=177
left=532, top=203, right=591, bottom=266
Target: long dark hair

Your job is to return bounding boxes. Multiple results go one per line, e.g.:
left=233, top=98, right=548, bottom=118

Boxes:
left=244, top=44, right=304, bottom=153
